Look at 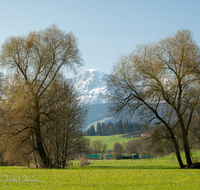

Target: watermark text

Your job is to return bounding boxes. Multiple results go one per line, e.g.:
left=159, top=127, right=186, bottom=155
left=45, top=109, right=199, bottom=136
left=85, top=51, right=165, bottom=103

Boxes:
left=0, top=175, right=40, bottom=182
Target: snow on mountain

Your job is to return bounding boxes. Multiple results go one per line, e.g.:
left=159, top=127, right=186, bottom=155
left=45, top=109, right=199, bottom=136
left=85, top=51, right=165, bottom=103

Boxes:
left=72, top=69, right=110, bottom=105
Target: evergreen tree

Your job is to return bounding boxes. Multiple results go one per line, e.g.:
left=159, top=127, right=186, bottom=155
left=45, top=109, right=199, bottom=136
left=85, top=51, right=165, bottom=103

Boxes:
left=96, top=122, right=102, bottom=136
left=86, top=125, right=96, bottom=136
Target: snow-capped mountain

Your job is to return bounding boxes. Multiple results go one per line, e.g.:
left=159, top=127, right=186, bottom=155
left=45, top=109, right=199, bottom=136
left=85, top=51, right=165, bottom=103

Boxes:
left=72, top=69, right=142, bottom=129
left=73, top=69, right=110, bottom=105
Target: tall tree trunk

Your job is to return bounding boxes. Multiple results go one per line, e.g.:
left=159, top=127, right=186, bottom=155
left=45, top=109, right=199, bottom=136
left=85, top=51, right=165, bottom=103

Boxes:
left=172, top=138, right=185, bottom=168
left=176, top=111, right=193, bottom=168
left=35, top=126, right=49, bottom=168
left=34, top=98, right=49, bottom=168
left=167, top=124, right=185, bottom=168
left=62, top=137, right=68, bottom=169
left=182, top=132, right=192, bottom=168
left=179, top=115, right=193, bottom=168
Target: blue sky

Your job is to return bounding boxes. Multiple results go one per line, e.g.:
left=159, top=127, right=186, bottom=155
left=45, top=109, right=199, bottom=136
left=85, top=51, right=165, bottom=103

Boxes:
left=0, top=0, right=200, bottom=77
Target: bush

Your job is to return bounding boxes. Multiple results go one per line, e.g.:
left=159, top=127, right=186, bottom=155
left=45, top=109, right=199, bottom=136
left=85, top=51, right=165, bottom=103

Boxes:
left=79, top=156, right=90, bottom=167
left=113, top=143, right=122, bottom=160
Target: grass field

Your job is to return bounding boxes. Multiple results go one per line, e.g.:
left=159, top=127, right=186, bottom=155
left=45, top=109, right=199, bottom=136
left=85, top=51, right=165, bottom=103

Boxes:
left=86, top=135, right=135, bottom=150
left=1, top=154, right=200, bottom=190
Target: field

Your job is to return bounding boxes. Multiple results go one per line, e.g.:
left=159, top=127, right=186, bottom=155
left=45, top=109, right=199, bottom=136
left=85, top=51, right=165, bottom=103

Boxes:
left=1, top=154, right=200, bottom=190
left=86, top=135, right=135, bottom=150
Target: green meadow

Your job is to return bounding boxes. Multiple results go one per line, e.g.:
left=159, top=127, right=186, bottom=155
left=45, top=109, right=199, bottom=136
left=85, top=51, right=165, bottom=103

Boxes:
left=1, top=154, right=200, bottom=190
left=86, top=135, right=135, bottom=150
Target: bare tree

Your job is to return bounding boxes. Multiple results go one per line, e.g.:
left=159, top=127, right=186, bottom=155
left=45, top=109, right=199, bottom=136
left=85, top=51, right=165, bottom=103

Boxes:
left=125, top=139, right=139, bottom=155
left=101, top=143, right=108, bottom=160
left=92, top=139, right=102, bottom=155
left=43, top=79, right=88, bottom=168
left=108, top=29, right=200, bottom=168
left=113, top=143, right=122, bottom=160
left=0, top=25, right=83, bottom=168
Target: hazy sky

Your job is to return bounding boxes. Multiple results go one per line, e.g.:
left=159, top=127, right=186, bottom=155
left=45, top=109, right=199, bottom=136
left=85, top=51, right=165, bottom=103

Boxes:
left=0, top=0, right=200, bottom=77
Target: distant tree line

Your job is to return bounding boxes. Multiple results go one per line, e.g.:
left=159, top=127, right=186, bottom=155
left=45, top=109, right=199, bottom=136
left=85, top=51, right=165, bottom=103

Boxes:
left=86, top=120, right=146, bottom=136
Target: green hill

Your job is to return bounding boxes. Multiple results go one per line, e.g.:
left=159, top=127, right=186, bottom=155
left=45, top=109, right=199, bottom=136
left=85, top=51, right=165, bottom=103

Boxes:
left=86, top=135, right=136, bottom=150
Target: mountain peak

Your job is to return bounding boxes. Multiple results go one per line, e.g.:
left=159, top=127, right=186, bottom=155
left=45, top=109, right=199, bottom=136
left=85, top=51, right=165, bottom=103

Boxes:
left=86, top=69, right=98, bottom=73
left=73, top=69, right=110, bottom=105
left=84, top=69, right=105, bottom=76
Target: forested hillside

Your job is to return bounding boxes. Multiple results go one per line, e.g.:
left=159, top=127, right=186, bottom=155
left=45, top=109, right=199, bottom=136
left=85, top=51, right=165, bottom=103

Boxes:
left=86, top=120, right=147, bottom=136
